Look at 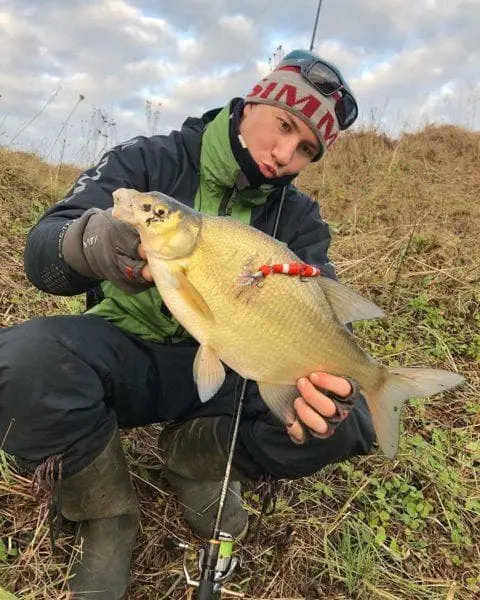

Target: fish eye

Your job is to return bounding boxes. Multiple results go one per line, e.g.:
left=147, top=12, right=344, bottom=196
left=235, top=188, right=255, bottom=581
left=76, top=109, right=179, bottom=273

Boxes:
left=153, top=205, right=166, bottom=218
left=142, top=203, right=152, bottom=212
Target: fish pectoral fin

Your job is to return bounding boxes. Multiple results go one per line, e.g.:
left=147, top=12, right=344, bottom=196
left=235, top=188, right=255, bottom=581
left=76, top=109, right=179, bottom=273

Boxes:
left=193, top=345, right=226, bottom=403
left=318, top=277, right=385, bottom=324
left=258, top=382, right=298, bottom=424
left=176, top=270, right=214, bottom=321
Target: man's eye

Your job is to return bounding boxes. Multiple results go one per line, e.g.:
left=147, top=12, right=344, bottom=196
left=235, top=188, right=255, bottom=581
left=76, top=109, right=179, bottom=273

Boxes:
left=299, top=143, right=314, bottom=158
left=279, top=119, right=290, bottom=132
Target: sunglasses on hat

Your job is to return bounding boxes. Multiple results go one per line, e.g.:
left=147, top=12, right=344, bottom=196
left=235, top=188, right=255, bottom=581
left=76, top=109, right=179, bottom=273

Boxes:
left=279, top=57, right=358, bottom=130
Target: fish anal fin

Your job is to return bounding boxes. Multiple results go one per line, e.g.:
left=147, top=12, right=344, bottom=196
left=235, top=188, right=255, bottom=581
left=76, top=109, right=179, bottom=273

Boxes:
left=258, top=382, right=298, bottom=424
left=193, top=345, right=226, bottom=403
left=318, top=277, right=385, bottom=324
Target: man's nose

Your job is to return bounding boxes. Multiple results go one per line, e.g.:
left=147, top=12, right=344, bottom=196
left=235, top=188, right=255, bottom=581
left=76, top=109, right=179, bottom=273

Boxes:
left=272, top=139, right=296, bottom=166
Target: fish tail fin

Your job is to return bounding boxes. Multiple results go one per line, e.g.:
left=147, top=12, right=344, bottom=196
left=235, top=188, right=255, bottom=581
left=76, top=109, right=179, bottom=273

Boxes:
left=365, top=368, right=464, bottom=459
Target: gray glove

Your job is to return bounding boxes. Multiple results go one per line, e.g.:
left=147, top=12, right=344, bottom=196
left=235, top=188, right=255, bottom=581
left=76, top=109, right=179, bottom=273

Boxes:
left=62, top=207, right=152, bottom=293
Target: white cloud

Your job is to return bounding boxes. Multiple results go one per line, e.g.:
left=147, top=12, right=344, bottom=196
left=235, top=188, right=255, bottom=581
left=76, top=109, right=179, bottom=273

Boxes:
left=0, top=0, right=478, bottom=163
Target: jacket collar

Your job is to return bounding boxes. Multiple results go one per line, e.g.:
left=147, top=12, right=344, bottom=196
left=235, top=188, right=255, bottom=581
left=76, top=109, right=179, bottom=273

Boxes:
left=181, top=99, right=297, bottom=189
left=180, top=107, right=222, bottom=173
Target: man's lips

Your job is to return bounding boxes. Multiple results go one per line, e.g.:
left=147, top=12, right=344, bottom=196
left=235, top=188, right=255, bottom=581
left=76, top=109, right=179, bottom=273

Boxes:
left=258, top=162, right=278, bottom=178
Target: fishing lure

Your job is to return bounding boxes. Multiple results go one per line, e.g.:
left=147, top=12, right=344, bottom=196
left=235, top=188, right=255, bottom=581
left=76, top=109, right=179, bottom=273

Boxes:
left=235, top=261, right=322, bottom=298
left=254, top=262, right=322, bottom=279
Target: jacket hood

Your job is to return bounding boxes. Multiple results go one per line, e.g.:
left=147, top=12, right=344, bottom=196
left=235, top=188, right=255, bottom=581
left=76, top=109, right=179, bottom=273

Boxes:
left=180, top=108, right=222, bottom=171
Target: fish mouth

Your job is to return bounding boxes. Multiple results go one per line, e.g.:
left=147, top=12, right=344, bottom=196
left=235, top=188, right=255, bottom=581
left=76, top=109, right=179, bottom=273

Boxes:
left=112, top=188, right=137, bottom=222
left=112, top=187, right=136, bottom=205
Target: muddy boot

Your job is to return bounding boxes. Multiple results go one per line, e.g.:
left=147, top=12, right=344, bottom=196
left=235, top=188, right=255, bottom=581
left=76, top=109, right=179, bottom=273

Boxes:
left=158, top=417, right=249, bottom=540
left=61, top=428, right=139, bottom=599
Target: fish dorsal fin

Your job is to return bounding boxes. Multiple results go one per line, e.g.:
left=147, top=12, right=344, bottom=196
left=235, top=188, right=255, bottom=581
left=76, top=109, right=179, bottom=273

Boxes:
left=318, top=277, right=385, bottom=324
left=176, top=270, right=214, bottom=322
left=193, top=345, right=226, bottom=402
left=257, top=382, right=298, bottom=424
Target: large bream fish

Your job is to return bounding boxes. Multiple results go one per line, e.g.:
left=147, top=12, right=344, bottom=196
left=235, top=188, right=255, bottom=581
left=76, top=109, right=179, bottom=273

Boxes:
left=112, top=188, right=464, bottom=459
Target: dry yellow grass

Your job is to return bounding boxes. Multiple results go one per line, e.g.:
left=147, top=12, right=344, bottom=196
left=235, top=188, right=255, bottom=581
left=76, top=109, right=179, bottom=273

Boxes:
left=0, top=149, right=81, bottom=326
left=1, top=125, right=479, bottom=599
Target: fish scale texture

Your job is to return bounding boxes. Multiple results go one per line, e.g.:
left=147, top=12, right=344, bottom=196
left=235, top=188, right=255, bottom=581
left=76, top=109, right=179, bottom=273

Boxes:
left=152, top=215, right=381, bottom=389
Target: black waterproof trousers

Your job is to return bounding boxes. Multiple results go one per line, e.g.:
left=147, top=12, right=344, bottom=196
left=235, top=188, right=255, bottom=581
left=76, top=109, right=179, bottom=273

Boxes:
left=0, top=315, right=375, bottom=479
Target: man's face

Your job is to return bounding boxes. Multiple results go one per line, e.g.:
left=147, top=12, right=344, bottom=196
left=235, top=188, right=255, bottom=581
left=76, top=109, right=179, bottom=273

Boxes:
left=239, top=103, right=320, bottom=178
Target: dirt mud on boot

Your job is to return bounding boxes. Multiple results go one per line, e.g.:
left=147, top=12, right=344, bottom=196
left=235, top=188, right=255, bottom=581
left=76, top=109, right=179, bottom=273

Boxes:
left=61, top=428, right=139, bottom=599
left=164, top=470, right=248, bottom=539
left=159, top=417, right=249, bottom=540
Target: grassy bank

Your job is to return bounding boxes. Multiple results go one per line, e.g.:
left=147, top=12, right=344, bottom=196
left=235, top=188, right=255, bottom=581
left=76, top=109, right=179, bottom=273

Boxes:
left=1, top=125, right=479, bottom=599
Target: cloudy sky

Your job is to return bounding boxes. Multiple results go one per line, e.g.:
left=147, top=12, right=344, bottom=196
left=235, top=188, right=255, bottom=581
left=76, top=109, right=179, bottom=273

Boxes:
left=1, top=0, right=479, bottom=165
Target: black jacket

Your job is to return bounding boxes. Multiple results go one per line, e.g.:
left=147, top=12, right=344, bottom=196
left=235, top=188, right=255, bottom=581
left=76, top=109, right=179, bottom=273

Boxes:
left=24, top=104, right=336, bottom=298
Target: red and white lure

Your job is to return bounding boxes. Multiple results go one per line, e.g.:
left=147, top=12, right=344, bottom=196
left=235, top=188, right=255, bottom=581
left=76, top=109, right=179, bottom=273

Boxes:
left=236, top=262, right=322, bottom=295
left=254, top=262, right=321, bottom=279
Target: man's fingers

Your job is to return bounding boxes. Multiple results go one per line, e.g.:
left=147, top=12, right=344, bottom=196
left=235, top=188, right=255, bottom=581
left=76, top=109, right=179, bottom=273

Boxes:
left=293, top=397, right=329, bottom=435
left=141, top=263, right=152, bottom=281
left=309, top=372, right=353, bottom=398
left=286, top=416, right=306, bottom=444
left=297, top=377, right=337, bottom=417
left=137, top=243, right=153, bottom=281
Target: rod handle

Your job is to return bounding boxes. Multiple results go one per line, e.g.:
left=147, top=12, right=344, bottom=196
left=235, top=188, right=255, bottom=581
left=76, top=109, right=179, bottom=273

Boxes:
left=197, top=578, right=219, bottom=600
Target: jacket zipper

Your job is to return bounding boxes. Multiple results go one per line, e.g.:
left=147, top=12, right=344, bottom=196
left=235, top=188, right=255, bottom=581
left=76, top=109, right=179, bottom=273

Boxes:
left=218, top=187, right=237, bottom=216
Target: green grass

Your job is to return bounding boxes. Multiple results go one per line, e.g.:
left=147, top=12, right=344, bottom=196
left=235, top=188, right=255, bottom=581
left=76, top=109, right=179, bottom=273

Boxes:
left=1, top=125, right=479, bottom=598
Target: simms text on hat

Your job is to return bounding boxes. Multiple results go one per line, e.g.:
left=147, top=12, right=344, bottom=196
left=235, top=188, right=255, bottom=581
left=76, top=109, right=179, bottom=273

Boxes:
left=246, top=68, right=340, bottom=156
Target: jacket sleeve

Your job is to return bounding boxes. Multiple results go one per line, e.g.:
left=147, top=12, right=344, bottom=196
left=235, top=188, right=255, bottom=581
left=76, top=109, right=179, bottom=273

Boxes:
left=24, top=135, right=180, bottom=296
left=286, top=193, right=338, bottom=281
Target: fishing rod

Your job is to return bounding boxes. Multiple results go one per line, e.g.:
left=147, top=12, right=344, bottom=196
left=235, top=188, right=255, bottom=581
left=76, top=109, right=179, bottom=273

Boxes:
left=167, top=168, right=289, bottom=599
left=310, top=0, right=324, bottom=51
left=167, top=379, right=247, bottom=599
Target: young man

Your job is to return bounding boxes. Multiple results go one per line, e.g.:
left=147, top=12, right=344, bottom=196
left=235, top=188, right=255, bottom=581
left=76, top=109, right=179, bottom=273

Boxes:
left=0, top=50, right=375, bottom=599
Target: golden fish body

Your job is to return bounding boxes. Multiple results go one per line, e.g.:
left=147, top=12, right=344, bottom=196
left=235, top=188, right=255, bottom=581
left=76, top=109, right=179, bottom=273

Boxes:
left=165, top=216, right=382, bottom=387
left=112, top=188, right=464, bottom=459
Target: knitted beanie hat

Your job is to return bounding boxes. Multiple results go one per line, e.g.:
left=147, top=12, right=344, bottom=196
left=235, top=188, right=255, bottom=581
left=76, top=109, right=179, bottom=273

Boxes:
left=245, top=49, right=345, bottom=160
